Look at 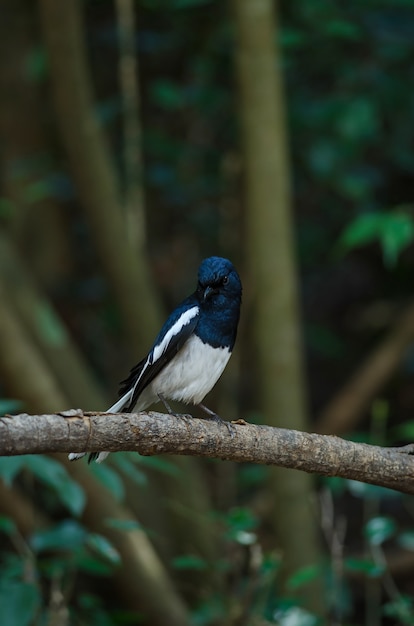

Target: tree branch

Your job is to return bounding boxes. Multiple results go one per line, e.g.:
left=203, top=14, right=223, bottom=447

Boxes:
left=2, top=411, right=414, bottom=494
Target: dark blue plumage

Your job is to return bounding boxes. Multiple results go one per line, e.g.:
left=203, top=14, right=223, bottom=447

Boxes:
left=69, top=257, right=242, bottom=463
left=195, top=257, right=241, bottom=348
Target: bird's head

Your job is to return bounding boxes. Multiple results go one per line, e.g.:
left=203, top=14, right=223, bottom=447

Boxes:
left=196, top=257, right=242, bottom=306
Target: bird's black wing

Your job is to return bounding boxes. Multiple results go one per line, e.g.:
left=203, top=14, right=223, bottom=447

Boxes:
left=119, top=303, right=200, bottom=410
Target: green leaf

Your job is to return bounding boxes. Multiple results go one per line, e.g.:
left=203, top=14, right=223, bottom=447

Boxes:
left=280, top=27, right=306, bottom=50
left=339, top=210, right=414, bottom=267
left=75, top=552, right=114, bottom=577
left=393, top=420, right=414, bottom=440
left=87, top=534, right=121, bottom=566
left=320, top=476, right=346, bottom=495
left=345, top=557, right=384, bottom=577
left=172, top=555, right=208, bottom=571
left=336, top=98, right=379, bottom=141
left=191, top=596, right=225, bottom=625
left=78, top=593, right=125, bottom=625
left=25, top=48, right=47, bottom=82
left=324, top=19, right=362, bottom=40
left=340, top=212, right=384, bottom=250
left=0, top=399, right=23, bottom=416
left=365, top=516, right=396, bottom=546
left=112, top=454, right=147, bottom=486
left=0, top=516, right=17, bottom=536
left=225, top=507, right=258, bottom=535
left=261, top=553, right=281, bottom=576
left=24, top=456, right=85, bottom=516
left=0, top=553, right=26, bottom=581
left=0, top=582, right=40, bottom=626
left=380, top=212, right=414, bottom=267
left=150, top=80, right=184, bottom=110
left=383, top=597, right=414, bottom=624
left=0, top=457, right=26, bottom=487
left=90, top=463, right=125, bottom=501
left=30, top=520, right=86, bottom=553
left=287, top=564, right=323, bottom=590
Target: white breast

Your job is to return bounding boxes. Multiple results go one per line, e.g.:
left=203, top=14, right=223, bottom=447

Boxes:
left=149, top=335, right=231, bottom=406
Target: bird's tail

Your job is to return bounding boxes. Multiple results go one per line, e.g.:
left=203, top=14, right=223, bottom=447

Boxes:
left=68, top=388, right=135, bottom=463
left=104, top=390, right=134, bottom=414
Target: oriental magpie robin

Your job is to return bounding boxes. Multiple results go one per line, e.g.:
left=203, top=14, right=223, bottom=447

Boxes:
left=69, top=256, right=242, bottom=463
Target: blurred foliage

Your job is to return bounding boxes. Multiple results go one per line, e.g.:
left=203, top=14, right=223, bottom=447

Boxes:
left=0, top=458, right=121, bottom=624
left=1, top=0, right=414, bottom=623
left=339, top=209, right=414, bottom=267
left=0, top=455, right=85, bottom=515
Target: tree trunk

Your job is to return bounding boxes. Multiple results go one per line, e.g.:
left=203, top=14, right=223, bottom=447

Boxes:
left=232, top=0, right=324, bottom=612
left=0, top=0, right=72, bottom=289
left=38, top=0, right=162, bottom=352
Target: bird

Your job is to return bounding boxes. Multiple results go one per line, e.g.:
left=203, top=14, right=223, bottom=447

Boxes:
left=69, top=256, right=242, bottom=464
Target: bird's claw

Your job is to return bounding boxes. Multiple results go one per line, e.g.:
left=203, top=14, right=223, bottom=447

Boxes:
left=168, top=411, right=193, bottom=429
left=174, top=412, right=193, bottom=422
left=210, top=413, right=236, bottom=438
left=158, top=395, right=193, bottom=426
left=196, top=403, right=235, bottom=438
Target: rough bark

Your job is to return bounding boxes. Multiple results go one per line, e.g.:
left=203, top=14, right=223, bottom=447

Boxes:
left=232, top=0, right=322, bottom=608
left=2, top=411, right=414, bottom=495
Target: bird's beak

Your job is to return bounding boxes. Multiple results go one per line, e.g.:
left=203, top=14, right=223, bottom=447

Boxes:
left=203, top=286, right=214, bottom=301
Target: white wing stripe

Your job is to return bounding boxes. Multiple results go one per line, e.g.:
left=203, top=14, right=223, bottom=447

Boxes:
left=120, top=305, right=199, bottom=409
left=152, top=306, right=199, bottom=362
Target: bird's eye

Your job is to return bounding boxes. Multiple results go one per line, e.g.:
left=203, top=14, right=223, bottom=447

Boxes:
left=222, top=275, right=229, bottom=285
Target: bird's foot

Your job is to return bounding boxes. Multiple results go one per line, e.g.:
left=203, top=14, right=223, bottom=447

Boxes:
left=173, top=412, right=193, bottom=424
left=158, top=394, right=192, bottom=424
left=197, top=403, right=235, bottom=438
